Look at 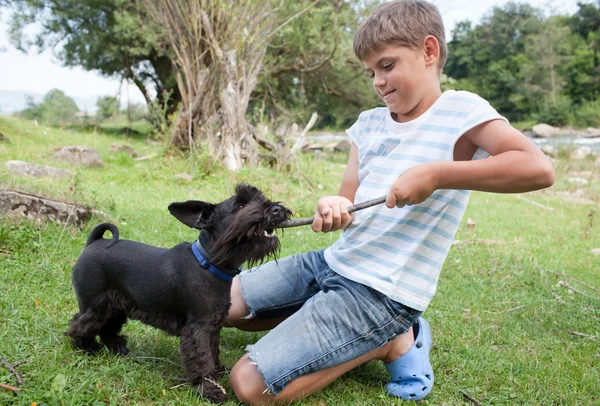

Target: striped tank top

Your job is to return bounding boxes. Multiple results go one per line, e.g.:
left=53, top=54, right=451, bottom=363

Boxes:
left=324, top=90, right=507, bottom=311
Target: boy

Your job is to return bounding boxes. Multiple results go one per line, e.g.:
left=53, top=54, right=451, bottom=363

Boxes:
left=225, top=0, right=555, bottom=404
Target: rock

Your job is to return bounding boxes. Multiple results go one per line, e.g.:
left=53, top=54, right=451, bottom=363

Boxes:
left=334, top=139, right=351, bottom=153
left=568, top=171, right=593, bottom=178
left=175, top=173, right=193, bottom=182
left=109, top=144, right=138, bottom=157
left=590, top=248, right=600, bottom=256
left=53, top=146, right=104, bottom=167
left=532, top=123, right=560, bottom=138
left=0, top=132, right=9, bottom=142
left=5, top=160, right=71, bottom=178
left=540, top=145, right=556, bottom=157
left=583, top=127, right=600, bottom=138
left=567, top=177, right=589, bottom=186
left=0, top=189, right=110, bottom=227
left=570, top=147, right=591, bottom=160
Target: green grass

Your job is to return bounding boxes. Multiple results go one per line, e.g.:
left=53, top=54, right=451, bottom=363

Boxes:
left=1, top=115, right=599, bottom=405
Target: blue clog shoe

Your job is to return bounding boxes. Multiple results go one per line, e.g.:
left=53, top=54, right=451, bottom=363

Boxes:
left=384, top=317, right=434, bottom=401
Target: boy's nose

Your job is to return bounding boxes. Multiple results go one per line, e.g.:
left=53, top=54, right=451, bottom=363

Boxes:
left=373, top=74, right=385, bottom=88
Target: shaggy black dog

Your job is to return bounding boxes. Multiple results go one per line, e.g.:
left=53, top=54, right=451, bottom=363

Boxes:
left=66, top=183, right=291, bottom=403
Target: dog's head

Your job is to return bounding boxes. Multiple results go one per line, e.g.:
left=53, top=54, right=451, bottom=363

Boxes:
left=168, top=183, right=292, bottom=269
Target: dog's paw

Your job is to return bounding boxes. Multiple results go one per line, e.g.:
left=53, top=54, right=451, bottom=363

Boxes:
left=199, top=377, right=227, bottom=404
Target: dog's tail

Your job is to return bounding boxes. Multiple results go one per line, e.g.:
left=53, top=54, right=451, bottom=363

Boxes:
left=86, top=222, right=119, bottom=248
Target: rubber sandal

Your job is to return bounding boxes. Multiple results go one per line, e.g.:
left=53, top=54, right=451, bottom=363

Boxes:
left=384, top=317, right=434, bottom=401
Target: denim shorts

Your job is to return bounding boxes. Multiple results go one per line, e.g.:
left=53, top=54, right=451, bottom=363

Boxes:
left=238, top=249, right=421, bottom=395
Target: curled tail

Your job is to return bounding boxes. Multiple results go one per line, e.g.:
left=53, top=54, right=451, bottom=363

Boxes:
left=86, top=222, right=119, bottom=247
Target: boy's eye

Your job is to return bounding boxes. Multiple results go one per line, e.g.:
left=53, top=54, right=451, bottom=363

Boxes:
left=383, top=63, right=393, bottom=71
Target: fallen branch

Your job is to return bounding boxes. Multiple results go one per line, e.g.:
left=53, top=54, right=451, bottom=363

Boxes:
left=461, top=390, right=483, bottom=406
left=568, top=330, right=598, bottom=342
left=0, top=356, right=25, bottom=386
left=558, top=280, right=596, bottom=299
left=0, top=383, right=22, bottom=392
left=546, top=270, right=600, bottom=294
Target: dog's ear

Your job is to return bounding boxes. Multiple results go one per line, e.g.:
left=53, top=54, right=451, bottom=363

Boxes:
left=168, top=201, right=216, bottom=229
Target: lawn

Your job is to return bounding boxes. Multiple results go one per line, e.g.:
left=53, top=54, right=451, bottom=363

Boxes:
left=1, top=116, right=599, bottom=405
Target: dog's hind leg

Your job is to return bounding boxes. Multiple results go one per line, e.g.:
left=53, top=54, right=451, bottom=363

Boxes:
left=66, top=310, right=102, bottom=353
left=180, top=323, right=227, bottom=403
left=99, top=314, right=130, bottom=356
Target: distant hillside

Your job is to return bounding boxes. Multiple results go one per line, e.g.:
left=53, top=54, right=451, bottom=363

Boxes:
left=0, top=90, right=100, bottom=115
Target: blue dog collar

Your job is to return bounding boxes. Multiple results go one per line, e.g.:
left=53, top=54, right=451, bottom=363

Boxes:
left=191, top=240, right=241, bottom=282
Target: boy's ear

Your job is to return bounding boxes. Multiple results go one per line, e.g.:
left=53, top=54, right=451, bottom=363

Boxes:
left=423, top=35, right=440, bottom=67
left=168, top=201, right=216, bottom=229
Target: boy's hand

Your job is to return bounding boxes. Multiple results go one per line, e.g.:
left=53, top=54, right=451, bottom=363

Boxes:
left=312, top=196, right=354, bottom=233
left=386, top=164, right=438, bottom=208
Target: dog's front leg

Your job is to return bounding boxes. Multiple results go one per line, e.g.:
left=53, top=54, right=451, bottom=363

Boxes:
left=180, top=323, right=227, bottom=404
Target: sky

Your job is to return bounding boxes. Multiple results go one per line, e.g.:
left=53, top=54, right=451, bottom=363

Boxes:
left=0, top=0, right=585, bottom=105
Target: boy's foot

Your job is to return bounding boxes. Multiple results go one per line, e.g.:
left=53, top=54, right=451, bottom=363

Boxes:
left=384, top=317, right=434, bottom=401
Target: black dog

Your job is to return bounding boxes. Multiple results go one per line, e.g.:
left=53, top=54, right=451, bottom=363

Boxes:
left=66, top=183, right=291, bottom=403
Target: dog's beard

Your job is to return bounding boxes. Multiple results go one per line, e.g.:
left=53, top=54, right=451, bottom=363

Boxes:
left=209, top=204, right=289, bottom=269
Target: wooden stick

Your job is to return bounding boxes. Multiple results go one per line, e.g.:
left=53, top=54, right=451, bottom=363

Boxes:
left=461, top=390, right=483, bottom=406
left=568, top=330, right=598, bottom=342
left=0, top=356, right=23, bottom=386
left=277, top=196, right=387, bottom=228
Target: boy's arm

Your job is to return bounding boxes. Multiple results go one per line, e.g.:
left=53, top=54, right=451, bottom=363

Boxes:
left=386, top=120, right=555, bottom=208
left=312, top=143, right=359, bottom=232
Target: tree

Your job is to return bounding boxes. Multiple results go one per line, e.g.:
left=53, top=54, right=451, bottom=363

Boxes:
left=96, top=96, right=120, bottom=121
left=138, top=0, right=278, bottom=170
left=9, top=0, right=180, bottom=117
left=20, top=89, right=79, bottom=125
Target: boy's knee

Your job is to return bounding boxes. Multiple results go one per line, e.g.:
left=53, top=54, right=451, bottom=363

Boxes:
left=225, top=276, right=251, bottom=327
left=230, top=355, right=269, bottom=405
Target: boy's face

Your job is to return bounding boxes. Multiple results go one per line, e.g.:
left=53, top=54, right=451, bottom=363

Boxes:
left=364, top=45, right=437, bottom=122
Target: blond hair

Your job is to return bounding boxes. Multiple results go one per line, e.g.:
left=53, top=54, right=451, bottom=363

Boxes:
left=354, top=0, right=447, bottom=71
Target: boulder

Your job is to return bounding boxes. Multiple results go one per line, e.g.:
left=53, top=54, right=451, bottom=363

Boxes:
left=53, top=146, right=103, bottom=167
left=334, top=139, right=351, bottom=153
left=531, top=123, right=560, bottom=138
left=570, top=147, right=591, bottom=160
left=540, top=145, right=556, bottom=157
left=109, top=144, right=138, bottom=157
left=0, top=189, right=110, bottom=227
left=5, top=160, right=71, bottom=178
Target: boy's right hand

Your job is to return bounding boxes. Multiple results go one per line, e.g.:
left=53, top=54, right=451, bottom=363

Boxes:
left=311, top=196, right=354, bottom=233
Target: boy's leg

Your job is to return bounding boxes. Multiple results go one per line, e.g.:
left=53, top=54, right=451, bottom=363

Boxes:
left=230, top=326, right=415, bottom=405
left=228, top=263, right=422, bottom=405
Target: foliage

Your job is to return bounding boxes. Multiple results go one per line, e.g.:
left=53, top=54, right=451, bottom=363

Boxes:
left=19, top=88, right=79, bottom=125
left=95, top=96, right=120, bottom=121
left=446, top=1, right=600, bottom=126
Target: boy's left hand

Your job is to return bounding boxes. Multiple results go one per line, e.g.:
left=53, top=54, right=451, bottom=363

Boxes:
left=386, top=164, right=437, bottom=208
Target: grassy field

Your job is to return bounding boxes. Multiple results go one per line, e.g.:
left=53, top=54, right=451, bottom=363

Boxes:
left=1, top=116, right=599, bottom=405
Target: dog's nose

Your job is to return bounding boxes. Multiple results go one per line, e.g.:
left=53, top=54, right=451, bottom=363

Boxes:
left=270, top=205, right=286, bottom=217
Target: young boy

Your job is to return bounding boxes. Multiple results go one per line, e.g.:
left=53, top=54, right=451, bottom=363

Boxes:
left=225, top=0, right=555, bottom=404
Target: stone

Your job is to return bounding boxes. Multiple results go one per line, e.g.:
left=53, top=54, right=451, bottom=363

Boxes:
left=334, top=139, right=351, bottom=153
left=5, top=160, right=72, bottom=178
left=0, top=132, right=9, bottom=142
left=540, top=145, right=556, bottom=157
left=531, top=123, right=560, bottom=138
left=53, top=146, right=104, bottom=167
left=590, top=248, right=600, bottom=256
left=0, top=189, right=110, bottom=227
left=570, top=147, right=591, bottom=160
left=567, top=177, right=589, bottom=186
left=109, top=144, right=138, bottom=157
left=583, top=127, right=600, bottom=138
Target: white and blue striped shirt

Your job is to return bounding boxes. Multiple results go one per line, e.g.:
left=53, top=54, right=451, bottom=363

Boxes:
left=324, top=90, right=507, bottom=311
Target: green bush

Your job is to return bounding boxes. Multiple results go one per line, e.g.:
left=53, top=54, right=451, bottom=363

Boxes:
left=534, top=95, right=572, bottom=126
left=569, top=99, right=600, bottom=128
